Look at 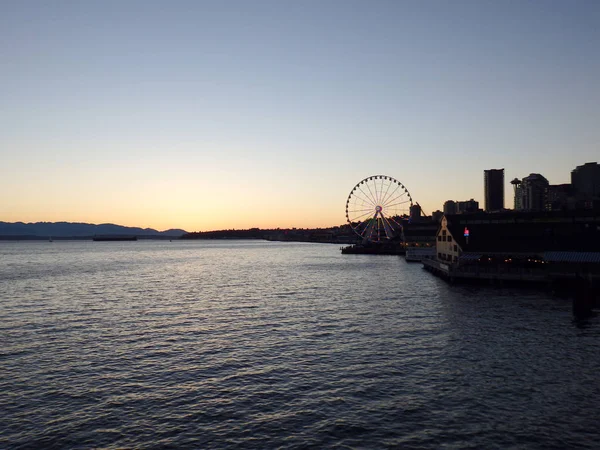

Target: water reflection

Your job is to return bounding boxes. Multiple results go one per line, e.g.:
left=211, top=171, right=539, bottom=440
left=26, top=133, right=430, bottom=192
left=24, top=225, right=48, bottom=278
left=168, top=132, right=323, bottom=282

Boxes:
left=0, top=240, right=599, bottom=449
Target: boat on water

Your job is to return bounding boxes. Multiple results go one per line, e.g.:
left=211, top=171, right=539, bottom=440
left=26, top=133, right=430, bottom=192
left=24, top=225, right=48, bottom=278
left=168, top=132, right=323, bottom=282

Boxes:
left=341, top=243, right=405, bottom=255
left=92, top=235, right=137, bottom=242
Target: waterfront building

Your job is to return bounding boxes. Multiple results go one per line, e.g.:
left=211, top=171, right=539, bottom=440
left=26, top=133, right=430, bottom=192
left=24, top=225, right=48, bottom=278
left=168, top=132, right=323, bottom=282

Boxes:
left=402, top=218, right=439, bottom=261
left=484, top=168, right=504, bottom=212
left=513, top=173, right=549, bottom=212
left=424, top=211, right=600, bottom=288
left=571, top=162, right=600, bottom=197
left=401, top=219, right=438, bottom=248
left=433, top=210, right=600, bottom=265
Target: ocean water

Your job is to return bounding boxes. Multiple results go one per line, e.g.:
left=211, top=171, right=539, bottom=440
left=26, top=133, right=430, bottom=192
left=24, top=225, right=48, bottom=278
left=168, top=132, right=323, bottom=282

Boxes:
left=1, top=240, right=599, bottom=449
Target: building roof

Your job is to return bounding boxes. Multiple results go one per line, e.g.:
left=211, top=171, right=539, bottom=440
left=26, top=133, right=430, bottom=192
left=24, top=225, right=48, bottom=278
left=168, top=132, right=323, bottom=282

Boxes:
left=522, top=173, right=549, bottom=184
left=544, top=252, right=600, bottom=263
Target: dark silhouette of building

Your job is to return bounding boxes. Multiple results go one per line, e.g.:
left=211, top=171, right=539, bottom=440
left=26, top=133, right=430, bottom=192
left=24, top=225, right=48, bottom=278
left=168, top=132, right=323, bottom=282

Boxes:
left=444, top=199, right=479, bottom=215
left=457, top=198, right=479, bottom=214
left=410, top=204, right=422, bottom=222
left=484, top=168, right=504, bottom=212
left=431, top=210, right=443, bottom=222
left=513, top=173, right=549, bottom=211
left=443, top=200, right=457, bottom=215
left=546, top=184, right=574, bottom=211
left=401, top=218, right=438, bottom=247
left=571, top=162, right=600, bottom=197
left=424, top=211, right=600, bottom=295
left=435, top=209, right=600, bottom=263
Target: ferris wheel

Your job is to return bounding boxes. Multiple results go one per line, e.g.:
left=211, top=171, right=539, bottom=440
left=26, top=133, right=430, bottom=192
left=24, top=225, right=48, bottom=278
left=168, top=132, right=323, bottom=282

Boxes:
left=345, top=175, right=413, bottom=243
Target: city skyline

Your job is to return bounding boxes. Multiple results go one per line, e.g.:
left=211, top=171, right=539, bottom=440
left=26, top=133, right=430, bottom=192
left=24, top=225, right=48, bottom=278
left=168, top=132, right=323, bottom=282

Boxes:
left=2, top=1, right=599, bottom=231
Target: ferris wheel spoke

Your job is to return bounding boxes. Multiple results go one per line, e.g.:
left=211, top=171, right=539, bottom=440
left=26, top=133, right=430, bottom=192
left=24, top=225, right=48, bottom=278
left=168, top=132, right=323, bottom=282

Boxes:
left=364, top=180, right=377, bottom=205
left=349, top=210, right=375, bottom=222
left=380, top=214, right=397, bottom=238
left=380, top=181, right=401, bottom=205
left=359, top=223, right=372, bottom=237
left=352, top=221, right=365, bottom=232
left=380, top=183, right=402, bottom=206
left=373, top=178, right=382, bottom=205
left=351, top=192, right=375, bottom=207
left=380, top=181, right=394, bottom=209
left=381, top=179, right=390, bottom=205
left=380, top=213, right=393, bottom=229
left=356, top=186, right=377, bottom=207
left=360, top=216, right=377, bottom=238
left=378, top=178, right=386, bottom=205
left=384, top=199, right=411, bottom=209
left=346, top=210, right=373, bottom=220
left=348, top=207, right=376, bottom=213
left=362, top=182, right=379, bottom=206
left=387, top=215, right=403, bottom=226
left=356, top=185, right=372, bottom=202
left=382, top=192, right=408, bottom=208
left=355, top=219, right=370, bottom=236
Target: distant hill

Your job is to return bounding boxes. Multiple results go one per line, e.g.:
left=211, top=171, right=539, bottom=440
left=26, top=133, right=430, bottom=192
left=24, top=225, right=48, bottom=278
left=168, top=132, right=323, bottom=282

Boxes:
left=0, top=221, right=187, bottom=239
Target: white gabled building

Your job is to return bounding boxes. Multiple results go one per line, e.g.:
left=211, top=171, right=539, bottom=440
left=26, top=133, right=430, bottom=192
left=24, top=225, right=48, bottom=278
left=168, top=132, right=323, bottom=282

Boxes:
left=436, top=215, right=462, bottom=264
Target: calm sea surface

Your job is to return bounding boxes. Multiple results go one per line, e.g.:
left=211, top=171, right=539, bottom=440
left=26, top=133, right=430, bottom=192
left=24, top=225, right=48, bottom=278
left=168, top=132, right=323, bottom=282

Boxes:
left=1, top=240, right=599, bottom=449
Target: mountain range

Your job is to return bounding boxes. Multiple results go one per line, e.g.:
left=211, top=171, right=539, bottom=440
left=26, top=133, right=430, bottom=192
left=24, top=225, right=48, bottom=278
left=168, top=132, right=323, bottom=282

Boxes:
left=0, top=221, right=187, bottom=238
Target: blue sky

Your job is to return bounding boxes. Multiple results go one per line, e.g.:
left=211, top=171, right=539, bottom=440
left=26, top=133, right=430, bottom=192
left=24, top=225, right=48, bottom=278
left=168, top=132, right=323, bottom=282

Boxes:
left=1, top=1, right=599, bottom=230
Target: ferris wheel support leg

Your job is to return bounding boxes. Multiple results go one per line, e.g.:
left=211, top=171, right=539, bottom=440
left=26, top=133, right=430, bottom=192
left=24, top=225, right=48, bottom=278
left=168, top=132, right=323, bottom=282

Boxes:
left=361, top=213, right=378, bottom=243
left=381, top=215, right=396, bottom=240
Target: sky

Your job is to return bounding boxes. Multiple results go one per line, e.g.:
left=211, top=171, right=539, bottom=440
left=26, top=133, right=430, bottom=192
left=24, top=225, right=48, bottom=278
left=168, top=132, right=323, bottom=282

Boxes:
left=1, top=1, right=599, bottom=231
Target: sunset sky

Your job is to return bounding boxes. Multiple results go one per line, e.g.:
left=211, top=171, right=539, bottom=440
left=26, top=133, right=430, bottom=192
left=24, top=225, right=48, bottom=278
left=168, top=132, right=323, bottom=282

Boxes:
left=2, top=1, right=599, bottom=231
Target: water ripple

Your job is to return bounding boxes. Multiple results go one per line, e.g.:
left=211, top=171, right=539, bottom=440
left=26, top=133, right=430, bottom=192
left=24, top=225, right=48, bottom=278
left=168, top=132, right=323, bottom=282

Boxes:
left=1, top=240, right=599, bottom=449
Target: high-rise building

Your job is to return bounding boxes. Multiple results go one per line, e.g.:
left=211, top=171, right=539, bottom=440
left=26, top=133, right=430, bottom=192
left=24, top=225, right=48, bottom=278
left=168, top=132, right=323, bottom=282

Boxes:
left=571, top=162, right=600, bottom=197
left=513, top=173, right=549, bottom=211
left=443, top=199, right=479, bottom=215
left=456, top=199, right=479, bottom=214
left=443, top=200, right=457, bottom=215
left=484, top=168, right=504, bottom=212
left=410, top=204, right=422, bottom=222
left=546, top=184, right=574, bottom=211
left=431, top=210, right=444, bottom=222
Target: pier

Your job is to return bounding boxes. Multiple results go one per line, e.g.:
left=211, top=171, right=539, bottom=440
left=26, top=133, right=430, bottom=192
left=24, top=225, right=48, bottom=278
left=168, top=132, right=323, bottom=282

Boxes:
left=422, top=257, right=548, bottom=283
left=422, top=255, right=600, bottom=316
